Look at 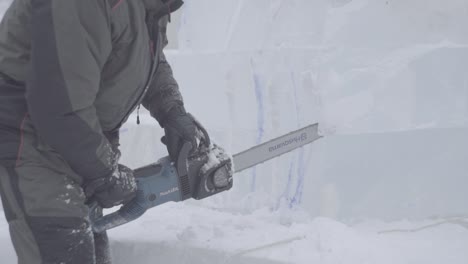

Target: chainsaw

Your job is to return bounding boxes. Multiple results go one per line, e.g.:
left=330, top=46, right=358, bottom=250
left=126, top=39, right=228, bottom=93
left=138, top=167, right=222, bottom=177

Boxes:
left=90, top=123, right=322, bottom=233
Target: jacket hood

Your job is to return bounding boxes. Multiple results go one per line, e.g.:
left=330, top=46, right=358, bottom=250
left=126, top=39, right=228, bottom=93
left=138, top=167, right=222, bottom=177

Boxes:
left=142, top=0, right=184, bottom=12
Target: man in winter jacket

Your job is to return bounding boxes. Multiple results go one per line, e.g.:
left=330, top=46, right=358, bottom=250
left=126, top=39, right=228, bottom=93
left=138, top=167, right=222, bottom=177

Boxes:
left=0, top=0, right=201, bottom=263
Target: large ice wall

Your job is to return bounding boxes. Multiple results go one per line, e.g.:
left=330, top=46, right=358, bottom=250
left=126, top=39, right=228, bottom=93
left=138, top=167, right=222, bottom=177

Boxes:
left=0, top=0, right=464, bottom=221
left=118, top=0, right=468, bottom=220
left=0, top=0, right=463, bottom=221
left=178, top=0, right=468, bottom=130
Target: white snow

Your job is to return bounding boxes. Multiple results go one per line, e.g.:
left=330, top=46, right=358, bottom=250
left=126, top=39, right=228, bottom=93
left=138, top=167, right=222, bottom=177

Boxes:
left=1, top=0, right=468, bottom=263
left=108, top=203, right=468, bottom=264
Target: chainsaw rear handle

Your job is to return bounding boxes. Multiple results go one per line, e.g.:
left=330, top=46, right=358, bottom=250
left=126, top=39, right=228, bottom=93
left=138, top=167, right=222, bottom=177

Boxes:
left=190, top=113, right=211, bottom=148
left=90, top=143, right=193, bottom=233
left=89, top=194, right=148, bottom=233
left=161, top=113, right=211, bottom=157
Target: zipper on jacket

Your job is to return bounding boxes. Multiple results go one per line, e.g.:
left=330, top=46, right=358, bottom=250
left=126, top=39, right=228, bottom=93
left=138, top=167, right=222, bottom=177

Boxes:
left=111, top=12, right=162, bottom=132
left=136, top=105, right=141, bottom=125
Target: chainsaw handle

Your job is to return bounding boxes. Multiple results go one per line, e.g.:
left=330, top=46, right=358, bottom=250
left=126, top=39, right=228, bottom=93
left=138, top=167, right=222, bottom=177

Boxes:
left=90, top=143, right=193, bottom=233
left=189, top=113, right=211, bottom=148
left=90, top=119, right=215, bottom=234
left=176, top=142, right=191, bottom=177
left=175, top=142, right=194, bottom=200
left=89, top=187, right=148, bottom=233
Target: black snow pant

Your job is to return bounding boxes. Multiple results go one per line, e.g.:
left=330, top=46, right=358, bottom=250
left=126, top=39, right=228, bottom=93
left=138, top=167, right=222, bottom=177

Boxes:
left=0, top=117, right=112, bottom=264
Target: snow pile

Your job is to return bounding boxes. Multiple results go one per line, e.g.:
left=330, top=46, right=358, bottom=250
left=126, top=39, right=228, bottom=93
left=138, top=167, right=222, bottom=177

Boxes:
left=108, top=203, right=468, bottom=264
left=1, top=206, right=468, bottom=263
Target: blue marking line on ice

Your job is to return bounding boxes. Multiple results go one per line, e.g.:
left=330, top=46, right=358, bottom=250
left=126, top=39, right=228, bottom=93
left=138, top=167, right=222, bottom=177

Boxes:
left=291, top=148, right=306, bottom=206
left=253, top=74, right=265, bottom=145
left=289, top=71, right=306, bottom=208
left=250, top=59, right=265, bottom=192
left=276, top=157, right=295, bottom=209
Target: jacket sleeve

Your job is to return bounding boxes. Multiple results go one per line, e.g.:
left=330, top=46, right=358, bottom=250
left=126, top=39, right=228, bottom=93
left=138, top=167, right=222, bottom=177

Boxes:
left=26, top=0, right=114, bottom=180
left=142, top=16, right=184, bottom=125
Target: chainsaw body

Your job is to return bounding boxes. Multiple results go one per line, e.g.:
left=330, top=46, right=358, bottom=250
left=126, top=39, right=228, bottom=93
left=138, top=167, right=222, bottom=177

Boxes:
left=91, top=143, right=233, bottom=233
left=90, top=123, right=322, bottom=233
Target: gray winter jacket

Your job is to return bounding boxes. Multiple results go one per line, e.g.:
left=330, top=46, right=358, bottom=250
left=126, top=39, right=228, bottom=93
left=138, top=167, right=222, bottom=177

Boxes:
left=0, top=0, right=184, bottom=180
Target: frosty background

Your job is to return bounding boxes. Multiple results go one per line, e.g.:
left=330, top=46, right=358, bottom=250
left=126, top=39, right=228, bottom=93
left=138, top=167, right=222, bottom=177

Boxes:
left=1, top=0, right=467, bottom=263
left=123, top=0, right=468, bottom=219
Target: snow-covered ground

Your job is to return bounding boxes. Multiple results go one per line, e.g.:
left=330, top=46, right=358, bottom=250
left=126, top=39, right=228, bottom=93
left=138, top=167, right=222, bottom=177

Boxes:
left=1, top=0, right=468, bottom=263
left=1, top=203, right=468, bottom=264
left=108, top=205, right=468, bottom=264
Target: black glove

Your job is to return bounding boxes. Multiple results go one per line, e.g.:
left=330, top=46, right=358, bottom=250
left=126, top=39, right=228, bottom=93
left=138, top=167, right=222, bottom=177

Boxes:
left=84, top=164, right=137, bottom=208
left=161, top=105, right=209, bottom=162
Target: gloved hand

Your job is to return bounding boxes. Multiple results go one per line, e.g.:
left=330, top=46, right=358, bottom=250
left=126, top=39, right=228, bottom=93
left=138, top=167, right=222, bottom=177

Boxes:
left=161, top=105, right=209, bottom=162
left=84, top=164, right=137, bottom=208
